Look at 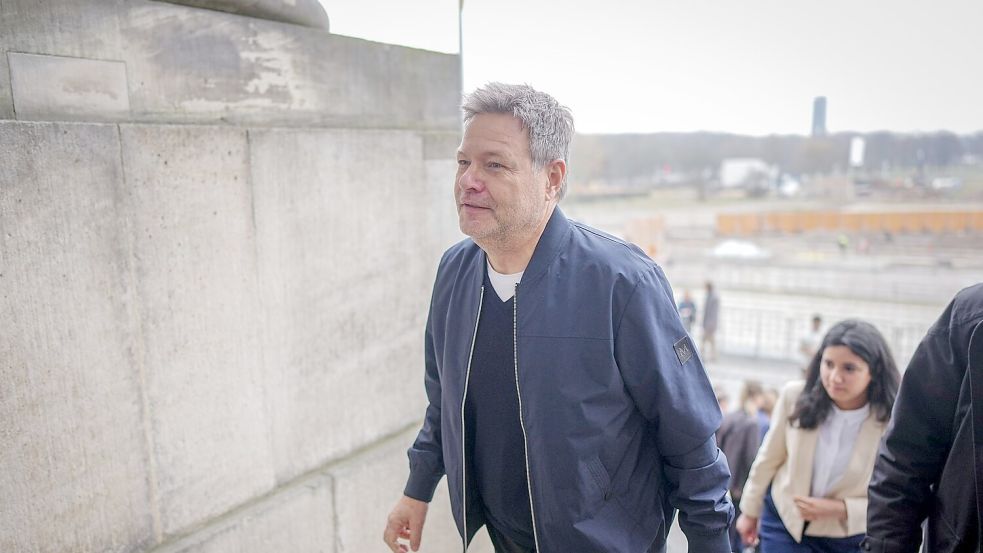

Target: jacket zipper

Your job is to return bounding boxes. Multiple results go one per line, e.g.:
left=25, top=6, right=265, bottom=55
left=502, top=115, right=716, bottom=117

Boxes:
left=513, top=284, right=542, bottom=551
left=460, top=285, right=484, bottom=553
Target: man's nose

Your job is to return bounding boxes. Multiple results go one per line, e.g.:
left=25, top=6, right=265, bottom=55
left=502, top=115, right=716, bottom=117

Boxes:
left=458, top=165, right=483, bottom=190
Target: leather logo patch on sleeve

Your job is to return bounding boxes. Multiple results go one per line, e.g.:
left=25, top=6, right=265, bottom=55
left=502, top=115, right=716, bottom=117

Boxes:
left=673, top=336, right=694, bottom=366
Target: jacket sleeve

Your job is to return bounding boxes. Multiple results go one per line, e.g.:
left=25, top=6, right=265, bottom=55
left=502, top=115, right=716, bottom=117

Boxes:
left=739, top=383, right=794, bottom=518
left=403, top=299, right=446, bottom=502
left=614, top=266, right=733, bottom=553
left=844, top=496, right=867, bottom=537
left=862, top=306, right=964, bottom=553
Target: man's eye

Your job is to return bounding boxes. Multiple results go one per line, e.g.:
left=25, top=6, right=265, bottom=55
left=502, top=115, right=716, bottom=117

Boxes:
left=457, top=160, right=470, bottom=167
left=488, top=162, right=503, bottom=169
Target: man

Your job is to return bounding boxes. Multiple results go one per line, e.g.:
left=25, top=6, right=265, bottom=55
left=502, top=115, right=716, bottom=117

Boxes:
left=383, top=83, right=732, bottom=553
left=702, top=281, right=720, bottom=362
left=862, top=283, right=983, bottom=552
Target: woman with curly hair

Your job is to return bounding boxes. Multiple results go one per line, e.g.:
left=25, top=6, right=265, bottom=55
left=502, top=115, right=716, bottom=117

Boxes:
left=736, top=320, right=901, bottom=552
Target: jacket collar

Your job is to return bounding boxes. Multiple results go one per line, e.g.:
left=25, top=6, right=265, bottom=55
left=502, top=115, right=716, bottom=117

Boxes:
left=519, top=206, right=572, bottom=288
left=470, top=206, right=572, bottom=293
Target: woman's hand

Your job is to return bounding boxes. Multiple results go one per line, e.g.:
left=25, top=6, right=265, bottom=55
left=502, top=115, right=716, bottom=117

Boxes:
left=736, top=513, right=759, bottom=546
left=793, top=496, right=847, bottom=521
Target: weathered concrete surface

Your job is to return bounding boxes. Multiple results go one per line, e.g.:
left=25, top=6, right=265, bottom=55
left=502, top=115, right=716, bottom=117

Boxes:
left=0, top=53, right=13, bottom=119
left=0, top=0, right=124, bottom=60
left=120, top=2, right=459, bottom=129
left=9, top=52, right=131, bottom=121
left=1, top=2, right=464, bottom=550
left=154, top=473, right=335, bottom=553
left=249, top=128, right=447, bottom=483
left=162, top=0, right=329, bottom=30
left=329, top=427, right=493, bottom=553
left=424, top=131, right=465, bottom=256
left=119, top=124, right=276, bottom=537
left=0, top=121, right=155, bottom=552
left=0, top=1, right=458, bottom=128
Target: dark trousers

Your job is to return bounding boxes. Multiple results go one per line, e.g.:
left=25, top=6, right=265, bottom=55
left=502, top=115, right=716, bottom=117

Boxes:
left=759, top=490, right=863, bottom=553
left=486, top=524, right=535, bottom=553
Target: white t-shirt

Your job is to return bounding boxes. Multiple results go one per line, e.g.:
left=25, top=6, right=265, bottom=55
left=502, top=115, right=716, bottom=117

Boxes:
left=811, top=403, right=870, bottom=497
left=487, top=261, right=522, bottom=302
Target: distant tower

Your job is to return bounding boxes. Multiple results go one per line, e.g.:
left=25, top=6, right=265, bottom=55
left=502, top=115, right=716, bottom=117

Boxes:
left=811, top=96, right=827, bottom=136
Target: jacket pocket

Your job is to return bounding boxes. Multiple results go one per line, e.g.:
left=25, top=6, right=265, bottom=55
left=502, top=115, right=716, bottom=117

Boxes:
left=586, top=456, right=612, bottom=501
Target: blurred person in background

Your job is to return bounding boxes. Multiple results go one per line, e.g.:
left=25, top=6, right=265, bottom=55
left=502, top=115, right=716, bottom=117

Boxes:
left=799, top=315, right=824, bottom=375
left=703, top=281, right=721, bottom=361
left=718, top=380, right=766, bottom=552
left=862, top=283, right=983, bottom=553
left=715, top=385, right=732, bottom=416
left=736, top=320, right=901, bottom=553
left=757, top=388, right=779, bottom=442
left=678, top=289, right=698, bottom=333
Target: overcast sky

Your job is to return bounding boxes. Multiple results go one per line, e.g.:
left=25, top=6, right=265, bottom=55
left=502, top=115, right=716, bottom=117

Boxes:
left=320, top=0, right=982, bottom=136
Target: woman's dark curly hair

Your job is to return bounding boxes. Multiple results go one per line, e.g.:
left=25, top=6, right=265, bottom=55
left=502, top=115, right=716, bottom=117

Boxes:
left=788, top=319, right=901, bottom=429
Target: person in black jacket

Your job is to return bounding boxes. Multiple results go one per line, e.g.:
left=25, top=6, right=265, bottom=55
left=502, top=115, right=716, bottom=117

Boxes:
left=862, top=283, right=983, bottom=553
left=717, top=380, right=765, bottom=552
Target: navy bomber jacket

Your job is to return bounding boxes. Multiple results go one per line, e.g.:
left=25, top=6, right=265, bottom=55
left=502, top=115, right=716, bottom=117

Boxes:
left=404, top=208, right=734, bottom=552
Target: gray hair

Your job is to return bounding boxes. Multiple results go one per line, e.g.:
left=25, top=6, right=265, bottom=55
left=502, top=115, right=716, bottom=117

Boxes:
left=462, top=82, right=575, bottom=200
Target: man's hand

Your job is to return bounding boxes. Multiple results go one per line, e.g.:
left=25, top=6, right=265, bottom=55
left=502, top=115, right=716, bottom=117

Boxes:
left=383, top=495, right=429, bottom=552
left=736, top=513, right=759, bottom=546
left=793, top=496, right=847, bottom=521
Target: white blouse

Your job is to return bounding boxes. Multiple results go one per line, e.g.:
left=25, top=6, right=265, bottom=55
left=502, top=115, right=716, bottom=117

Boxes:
left=811, top=403, right=871, bottom=497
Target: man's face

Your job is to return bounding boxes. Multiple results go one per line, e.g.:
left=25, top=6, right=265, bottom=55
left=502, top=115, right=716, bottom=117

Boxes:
left=455, top=113, right=549, bottom=247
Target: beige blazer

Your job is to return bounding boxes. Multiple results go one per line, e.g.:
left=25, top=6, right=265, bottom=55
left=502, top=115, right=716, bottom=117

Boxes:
left=740, top=380, right=887, bottom=541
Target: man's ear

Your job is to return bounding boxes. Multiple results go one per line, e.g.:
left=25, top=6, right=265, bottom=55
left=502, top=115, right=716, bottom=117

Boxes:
left=545, top=159, right=567, bottom=200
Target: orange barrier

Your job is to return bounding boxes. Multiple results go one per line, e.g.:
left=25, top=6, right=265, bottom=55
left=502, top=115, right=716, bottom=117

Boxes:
left=716, top=210, right=983, bottom=236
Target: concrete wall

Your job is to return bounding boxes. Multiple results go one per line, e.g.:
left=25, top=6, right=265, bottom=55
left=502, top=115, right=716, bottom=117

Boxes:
left=0, top=2, right=489, bottom=552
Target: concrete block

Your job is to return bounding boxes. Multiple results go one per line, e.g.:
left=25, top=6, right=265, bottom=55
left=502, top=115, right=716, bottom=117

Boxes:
left=424, top=157, right=464, bottom=253
left=0, top=53, right=13, bottom=119
left=118, top=124, right=275, bottom=537
left=161, top=0, right=330, bottom=30
left=0, top=121, right=154, bottom=552
left=385, top=46, right=462, bottom=131
left=423, top=131, right=462, bottom=161
left=121, top=1, right=324, bottom=124
left=249, top=128, right=446, bottom=482
left=120, top=2, right=459, bottom=129
left=8, top=52, right=130, bottom=122
left=155, top=474, right=335, bottom=553
left=329, top=427, right=494, bottom=553
left=0, top=0, right=124, bottom=60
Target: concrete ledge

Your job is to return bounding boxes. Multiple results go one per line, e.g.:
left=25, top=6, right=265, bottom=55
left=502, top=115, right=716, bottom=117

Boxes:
left=0, top=0, right=124, bottom=60
left=8, top=52, right=130, bottom=121
left=0, top=1, right=458, bottom=129
left=121, top=2, right=459, bottom=130
left=160, top=0, right=329, bottom=30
